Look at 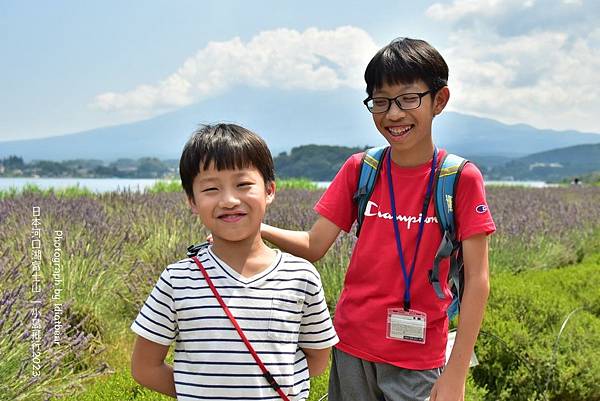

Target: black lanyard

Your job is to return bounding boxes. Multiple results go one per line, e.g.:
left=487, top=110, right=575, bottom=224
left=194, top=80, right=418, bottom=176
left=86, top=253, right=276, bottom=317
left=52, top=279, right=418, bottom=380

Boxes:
left=386, top=147, right=438, bottom=311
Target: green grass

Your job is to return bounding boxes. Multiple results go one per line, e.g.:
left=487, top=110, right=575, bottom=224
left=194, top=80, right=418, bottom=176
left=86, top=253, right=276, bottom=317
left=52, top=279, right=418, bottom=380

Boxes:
left=0, top=183, right=94, bottom=199
left=145, top=180, right=183, bottom=194
left=0, top=177, right=320, bottom=200
left=58, top=369, right=170, bottom=401
left=146, top=178, right=319, bottom=193
left=59, top=366, right=331, bottom=401
left=276, top=178, right=318, bottom=190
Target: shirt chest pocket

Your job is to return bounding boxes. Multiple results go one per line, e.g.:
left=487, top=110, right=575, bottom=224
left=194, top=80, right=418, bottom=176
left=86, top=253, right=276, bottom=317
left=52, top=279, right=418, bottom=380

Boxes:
left=268, top=294, right=304, bottom=342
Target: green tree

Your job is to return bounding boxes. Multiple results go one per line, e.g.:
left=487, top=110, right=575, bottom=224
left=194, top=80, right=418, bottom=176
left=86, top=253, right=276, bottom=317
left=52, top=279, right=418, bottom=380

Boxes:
left=2, top=155, right=25, bottom=170
left=136, top=157, right=169, bottom=178
left=275, top=144, right=365, bottom=181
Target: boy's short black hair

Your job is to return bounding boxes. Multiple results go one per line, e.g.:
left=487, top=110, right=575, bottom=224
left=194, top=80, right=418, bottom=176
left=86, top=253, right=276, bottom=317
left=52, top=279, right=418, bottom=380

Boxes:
left=364, top=37, right=449, bottom=97
left=179, top=123, right=275, bottom=199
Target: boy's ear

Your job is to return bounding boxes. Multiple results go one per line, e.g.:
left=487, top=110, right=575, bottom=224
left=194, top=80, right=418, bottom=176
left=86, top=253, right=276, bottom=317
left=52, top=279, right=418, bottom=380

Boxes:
left=265, top=180, right=276, bottom=206
left=187, top=196, right=199, bottom=215
left=433, top=86, right=450, bottom=116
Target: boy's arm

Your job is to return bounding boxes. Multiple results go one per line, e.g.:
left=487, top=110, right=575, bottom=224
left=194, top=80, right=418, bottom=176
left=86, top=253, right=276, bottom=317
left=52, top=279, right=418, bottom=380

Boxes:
left=430, top=233, right=490, bottom=401
left=131, top=336, right=177, bottom=398
left=261, top=216, right=341, bottom=262
left=301, top=347, right=331, bottom=377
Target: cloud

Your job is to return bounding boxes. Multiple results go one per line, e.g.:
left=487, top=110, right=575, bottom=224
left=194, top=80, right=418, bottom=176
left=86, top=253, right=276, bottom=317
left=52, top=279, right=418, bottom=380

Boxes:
left=428, top=0, right=600, bottom=133
left=426, top=0, right=528, bottom=22
left=93, top=26, right=378, bottom=118
left=92, top=7, right=600, bottom=134
left=426, top=0, right=596, bottom=36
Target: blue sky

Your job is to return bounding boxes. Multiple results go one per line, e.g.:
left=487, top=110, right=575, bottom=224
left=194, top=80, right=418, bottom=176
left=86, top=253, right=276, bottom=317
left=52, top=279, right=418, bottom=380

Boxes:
left=2, top=0, right=599, bottom=141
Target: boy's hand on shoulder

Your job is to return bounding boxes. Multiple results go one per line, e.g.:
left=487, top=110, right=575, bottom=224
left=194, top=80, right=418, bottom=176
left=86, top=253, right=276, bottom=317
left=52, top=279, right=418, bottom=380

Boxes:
left=428, top=368, right=465, bottom=401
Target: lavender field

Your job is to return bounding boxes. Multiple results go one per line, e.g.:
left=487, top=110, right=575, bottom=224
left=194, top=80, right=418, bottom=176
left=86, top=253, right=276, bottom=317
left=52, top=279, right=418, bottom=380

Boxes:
left=0, top=187, right=599, bottom=401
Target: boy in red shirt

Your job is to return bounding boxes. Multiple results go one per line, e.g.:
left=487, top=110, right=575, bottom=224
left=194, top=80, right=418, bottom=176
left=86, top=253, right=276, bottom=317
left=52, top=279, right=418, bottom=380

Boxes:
left=261, top=38, right=495, bottom=401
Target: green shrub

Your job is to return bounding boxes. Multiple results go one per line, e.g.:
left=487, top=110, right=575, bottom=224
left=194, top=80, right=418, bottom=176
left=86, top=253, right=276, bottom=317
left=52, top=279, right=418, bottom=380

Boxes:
left=145, top=180, right=182, bottom=194
left=474, top=256, right=600, bottom=400
left=276, top=178, right=318, bottom=190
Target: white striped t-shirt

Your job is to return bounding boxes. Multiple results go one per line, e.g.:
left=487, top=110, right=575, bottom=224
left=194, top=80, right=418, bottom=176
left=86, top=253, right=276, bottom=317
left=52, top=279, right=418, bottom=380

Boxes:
left=131, top=246, right=339, bottom=401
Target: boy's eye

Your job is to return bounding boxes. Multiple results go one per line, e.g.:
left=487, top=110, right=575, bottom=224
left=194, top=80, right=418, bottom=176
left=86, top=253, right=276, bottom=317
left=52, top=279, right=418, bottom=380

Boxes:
left=201, top=187, right=218, bottom=192
left=238, top=182, right=253, bottom=188
left=373, top=99, right=388, bottom=107
left=400, top=95, right=419, bottom=103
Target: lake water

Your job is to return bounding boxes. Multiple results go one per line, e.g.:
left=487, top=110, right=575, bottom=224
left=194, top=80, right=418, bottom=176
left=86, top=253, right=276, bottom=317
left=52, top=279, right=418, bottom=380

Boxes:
left=0, top=177, right=558, bottom=192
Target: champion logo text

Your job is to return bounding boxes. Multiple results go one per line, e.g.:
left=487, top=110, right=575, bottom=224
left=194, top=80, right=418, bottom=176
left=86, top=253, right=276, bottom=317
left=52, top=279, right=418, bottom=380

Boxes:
left=364, top=201, right=438, bottom=229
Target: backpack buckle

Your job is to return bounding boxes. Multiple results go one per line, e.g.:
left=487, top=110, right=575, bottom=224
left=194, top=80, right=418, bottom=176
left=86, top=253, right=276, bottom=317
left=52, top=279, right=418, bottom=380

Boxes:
left=353, top=185, right=367, bottom=201
left=428, top=268, right=437, bottom=284
left=187, top=242, right=210, bottom=257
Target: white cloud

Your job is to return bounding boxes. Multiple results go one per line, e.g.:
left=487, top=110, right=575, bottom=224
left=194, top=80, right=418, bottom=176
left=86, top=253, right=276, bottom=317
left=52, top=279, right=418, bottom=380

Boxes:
left=429, top=0, right=600, bottom=133
left=426, top=0, right=527, bottom=22
left=93, top=26, right=378, bottom=117
left=91, top=6, right=600, bottom=134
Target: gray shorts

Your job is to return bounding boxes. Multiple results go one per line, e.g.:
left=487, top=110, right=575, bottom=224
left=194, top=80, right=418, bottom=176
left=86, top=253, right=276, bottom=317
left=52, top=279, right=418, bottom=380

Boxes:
left=328, top=348, right=442, bottom=401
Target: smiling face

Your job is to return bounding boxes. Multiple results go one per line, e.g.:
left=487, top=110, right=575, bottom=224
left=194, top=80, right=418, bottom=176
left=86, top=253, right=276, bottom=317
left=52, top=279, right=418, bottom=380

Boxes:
left=372, top=80, right=449, bottom=165
left=188, top=163, right=275, bottom=245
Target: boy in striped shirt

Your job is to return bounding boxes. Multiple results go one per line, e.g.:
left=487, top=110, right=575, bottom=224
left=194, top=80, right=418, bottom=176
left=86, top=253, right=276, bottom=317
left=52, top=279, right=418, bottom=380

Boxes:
left=130, top=123, right=338, bottom=400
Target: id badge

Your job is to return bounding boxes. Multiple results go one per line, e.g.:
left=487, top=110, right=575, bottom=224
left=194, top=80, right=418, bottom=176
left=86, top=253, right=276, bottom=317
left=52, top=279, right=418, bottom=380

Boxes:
left=387, top=308, right=427, bottom=344
left=445, top=330, right=479, bottom=367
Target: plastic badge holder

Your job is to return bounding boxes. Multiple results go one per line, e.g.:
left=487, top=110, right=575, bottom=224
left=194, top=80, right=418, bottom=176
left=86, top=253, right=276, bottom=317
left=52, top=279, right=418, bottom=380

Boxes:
left=445, top=330, right=479, bottom=367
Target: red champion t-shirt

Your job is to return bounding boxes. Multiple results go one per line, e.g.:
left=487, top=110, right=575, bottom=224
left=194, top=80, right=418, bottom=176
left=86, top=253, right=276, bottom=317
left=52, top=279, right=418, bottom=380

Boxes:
left=314, top=149, right=496, bottom=369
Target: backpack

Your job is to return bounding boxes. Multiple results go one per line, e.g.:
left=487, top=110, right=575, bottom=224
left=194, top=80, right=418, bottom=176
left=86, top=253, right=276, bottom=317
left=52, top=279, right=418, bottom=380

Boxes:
left=352, top=146, right=468, bottom=320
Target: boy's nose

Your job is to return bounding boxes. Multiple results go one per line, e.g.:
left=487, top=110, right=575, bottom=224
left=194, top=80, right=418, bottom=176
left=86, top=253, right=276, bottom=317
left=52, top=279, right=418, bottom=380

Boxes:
left=386, top=101, right=407, bottom=119
left=218, top=190, right=241, bottom=208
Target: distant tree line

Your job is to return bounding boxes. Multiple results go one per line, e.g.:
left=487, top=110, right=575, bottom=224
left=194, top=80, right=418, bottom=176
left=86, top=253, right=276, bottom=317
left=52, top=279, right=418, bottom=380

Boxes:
left=274, top=144, right=366, bottom=181
left=0, top=156, right=179, bottom=178
left=0, top=145, right=368, bottom=181
left=482, top=143, right=600, bottom=182
left=3, top=143, right=599, bottom=184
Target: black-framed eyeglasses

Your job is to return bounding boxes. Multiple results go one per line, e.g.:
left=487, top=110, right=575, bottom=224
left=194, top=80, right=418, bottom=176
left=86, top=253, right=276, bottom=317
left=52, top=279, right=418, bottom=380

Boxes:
left=363, top=90, right=434, bottom=114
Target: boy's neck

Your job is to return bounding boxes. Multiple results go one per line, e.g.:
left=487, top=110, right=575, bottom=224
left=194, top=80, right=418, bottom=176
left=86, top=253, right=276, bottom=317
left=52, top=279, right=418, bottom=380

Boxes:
left=389, top=140, right=436, bottom=167
left=210, top=233, right=276, bottom=278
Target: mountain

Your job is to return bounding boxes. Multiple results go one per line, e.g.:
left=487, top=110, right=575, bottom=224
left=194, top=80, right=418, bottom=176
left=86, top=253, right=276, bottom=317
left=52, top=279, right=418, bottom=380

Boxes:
left=1, top=87, right=599, bottom=161
left=486, top=143, right=600, bottom=181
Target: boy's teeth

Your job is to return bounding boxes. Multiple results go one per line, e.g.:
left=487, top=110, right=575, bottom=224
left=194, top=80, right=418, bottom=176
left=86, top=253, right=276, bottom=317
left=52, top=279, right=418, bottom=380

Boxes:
left=389, top=126, right=411, bottom=135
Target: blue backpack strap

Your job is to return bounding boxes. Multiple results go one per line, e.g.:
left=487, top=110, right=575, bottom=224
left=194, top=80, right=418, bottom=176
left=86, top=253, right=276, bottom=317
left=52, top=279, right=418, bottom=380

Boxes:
left=435, top=153, right=465, bottom=234
left=353, top=146, right=388, bottom=237
left=428, top=153, right=468, bottom=319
